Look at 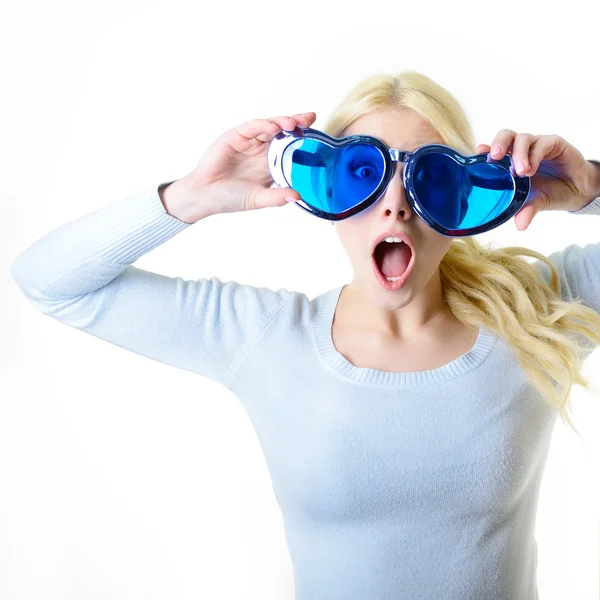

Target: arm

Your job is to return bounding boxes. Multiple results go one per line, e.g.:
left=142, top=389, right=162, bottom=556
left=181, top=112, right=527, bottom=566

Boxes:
left=10, top=182, right=289, bottom=389
left=532, top=182, right=600, bottom=355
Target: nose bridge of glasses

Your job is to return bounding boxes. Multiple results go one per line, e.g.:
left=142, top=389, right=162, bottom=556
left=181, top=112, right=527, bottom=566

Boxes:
left=388, top=149, right=411, bottom=180
left=389, top=149, right=410, bottom=162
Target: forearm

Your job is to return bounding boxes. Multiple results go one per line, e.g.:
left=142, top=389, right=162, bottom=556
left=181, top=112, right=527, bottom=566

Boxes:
left=11, top=184, right=192, bottom=302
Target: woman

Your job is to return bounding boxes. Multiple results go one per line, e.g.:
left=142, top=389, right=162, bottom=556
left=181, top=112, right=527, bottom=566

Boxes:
left=11, top=71, right=600, bottom=599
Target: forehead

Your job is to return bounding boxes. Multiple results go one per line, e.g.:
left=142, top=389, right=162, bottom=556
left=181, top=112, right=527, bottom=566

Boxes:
left=341, top=108, right=442, bottom=150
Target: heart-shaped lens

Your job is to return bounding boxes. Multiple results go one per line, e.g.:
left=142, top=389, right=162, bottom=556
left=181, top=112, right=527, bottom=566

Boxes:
left=412, top=152, right=515, bottom=230
left=281, top=138, right=386, bottom=215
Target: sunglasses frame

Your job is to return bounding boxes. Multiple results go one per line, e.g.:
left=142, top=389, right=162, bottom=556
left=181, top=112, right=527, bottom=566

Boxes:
left=268, top=126, right=532, bottom=237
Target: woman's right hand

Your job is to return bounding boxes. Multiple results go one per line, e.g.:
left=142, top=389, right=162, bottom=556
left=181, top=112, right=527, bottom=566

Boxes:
left=165, top=112, right=317, bottom=223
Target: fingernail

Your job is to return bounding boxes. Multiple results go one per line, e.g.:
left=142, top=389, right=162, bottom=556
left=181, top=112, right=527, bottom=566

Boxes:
left=284, top=197, right=297, bottom=203
left=491, top=145, right=503, bottom=157
left=516, top=160, right=526, bottom=174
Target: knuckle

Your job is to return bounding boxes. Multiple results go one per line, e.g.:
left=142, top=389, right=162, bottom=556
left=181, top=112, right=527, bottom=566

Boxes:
left=264, top=119, right=281, bottom=132
left=516, top=132, right=533, bottom=142
left=271, top=115, right=296, bottom=128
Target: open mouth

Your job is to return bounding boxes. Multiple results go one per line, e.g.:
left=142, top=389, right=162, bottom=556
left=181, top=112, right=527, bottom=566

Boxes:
left=372, top=239, right=413, bottom=281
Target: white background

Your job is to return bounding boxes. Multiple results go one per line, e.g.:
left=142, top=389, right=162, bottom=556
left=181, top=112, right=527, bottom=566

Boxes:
left=2, top=0, right=599, bottom=598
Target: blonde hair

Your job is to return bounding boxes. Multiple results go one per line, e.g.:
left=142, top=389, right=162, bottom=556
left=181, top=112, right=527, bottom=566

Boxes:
left=321, top=70, right=600, bottom=436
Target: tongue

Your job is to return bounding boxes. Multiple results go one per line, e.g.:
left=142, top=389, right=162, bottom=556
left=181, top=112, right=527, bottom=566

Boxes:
left=380, top=243, right=411, bottom=277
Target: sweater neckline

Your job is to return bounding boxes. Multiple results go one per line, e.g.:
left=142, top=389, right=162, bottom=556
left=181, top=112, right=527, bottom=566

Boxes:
left=313, top=284, right=498, bottom=388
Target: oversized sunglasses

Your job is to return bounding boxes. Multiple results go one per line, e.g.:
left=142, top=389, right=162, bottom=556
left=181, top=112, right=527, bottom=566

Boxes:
left=267, top=126, right=532, bottom=237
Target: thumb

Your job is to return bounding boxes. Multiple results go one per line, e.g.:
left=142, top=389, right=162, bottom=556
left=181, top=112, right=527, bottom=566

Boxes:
left=514, top=203, right=537, bottom=231
left=254, top=187, right=301, bottom=209
left=514, top=193, right=543, bottom=231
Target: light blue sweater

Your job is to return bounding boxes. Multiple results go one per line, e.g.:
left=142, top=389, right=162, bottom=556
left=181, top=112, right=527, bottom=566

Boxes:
left=10, top=180, right=600, bottom=600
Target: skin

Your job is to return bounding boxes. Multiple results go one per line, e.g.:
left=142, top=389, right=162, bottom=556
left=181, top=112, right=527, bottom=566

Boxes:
left=332, top=107, right=463, bottom=343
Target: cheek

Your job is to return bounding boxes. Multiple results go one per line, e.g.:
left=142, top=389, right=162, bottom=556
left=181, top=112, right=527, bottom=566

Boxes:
left=431, top=238, right=452, bottom=265
left=409, top=233, right=449, bottom=266
left=336, top=227, right=365, bottom=257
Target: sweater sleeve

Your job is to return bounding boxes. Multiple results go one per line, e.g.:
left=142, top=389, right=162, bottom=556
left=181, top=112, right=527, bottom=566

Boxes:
left=10, top=182, right=290, bottom=389
left=531, top=192, right=600, bottom=355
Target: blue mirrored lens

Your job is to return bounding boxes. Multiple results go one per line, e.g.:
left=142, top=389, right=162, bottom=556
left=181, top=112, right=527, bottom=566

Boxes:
left=282, top=139, right=385, bottom=214
left=412, top=153, right=515, bottom=230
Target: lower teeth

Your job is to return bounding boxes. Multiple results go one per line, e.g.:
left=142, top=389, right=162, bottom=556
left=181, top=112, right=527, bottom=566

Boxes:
left=385, top=276, right=401, bottom=282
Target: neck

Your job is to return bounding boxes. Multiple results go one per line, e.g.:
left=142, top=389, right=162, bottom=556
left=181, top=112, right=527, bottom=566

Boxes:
left=344, top=268, right=455, bottom=341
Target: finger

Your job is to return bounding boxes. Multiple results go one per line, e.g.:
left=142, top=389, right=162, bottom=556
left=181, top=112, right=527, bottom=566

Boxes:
left=233, top=118, right=285, bottom=145
left=235, top=115, right=298, bottom=146
left=476, top=143, right=491, bottom=154
left=267, top=115, right=299, bottom=131
left=526, top=135, right=569, bottom=177
left=524, top=136, right=556, bottom=177
left=271, top=112, right=316, bottom=132
left=258, top=113, right=315, bottom=143
left=489, top=129, right=518, bottom=159
left=292, top=111, right=316, bottom=125
left=253, top=115, right=298, bottom=142
left=511, top=132, right=537, bottom=176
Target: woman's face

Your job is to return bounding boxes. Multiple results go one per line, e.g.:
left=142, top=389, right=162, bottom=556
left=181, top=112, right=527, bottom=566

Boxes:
left=334, top=107, right=455, bottom=312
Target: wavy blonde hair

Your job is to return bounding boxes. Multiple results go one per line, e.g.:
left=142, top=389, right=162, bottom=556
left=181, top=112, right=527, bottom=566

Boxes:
left=321, top=70, right=600, bottom=436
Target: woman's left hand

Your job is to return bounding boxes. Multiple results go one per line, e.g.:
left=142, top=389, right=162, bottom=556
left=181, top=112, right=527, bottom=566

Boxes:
left=476, top=131, right=600, bottom=231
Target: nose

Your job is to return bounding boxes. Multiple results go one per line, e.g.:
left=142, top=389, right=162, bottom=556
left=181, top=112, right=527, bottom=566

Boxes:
left=374, top=162, right=413, bottom=220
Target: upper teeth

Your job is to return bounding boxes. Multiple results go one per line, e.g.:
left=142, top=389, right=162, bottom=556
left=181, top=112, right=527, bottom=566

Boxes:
left=383, top=237, right=404, bottom=244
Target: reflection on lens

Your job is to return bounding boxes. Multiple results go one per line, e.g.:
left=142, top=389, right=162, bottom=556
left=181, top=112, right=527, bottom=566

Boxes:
left=413, top=153, right=514, bottom=230
left=282, top=139, right=385, bottom=215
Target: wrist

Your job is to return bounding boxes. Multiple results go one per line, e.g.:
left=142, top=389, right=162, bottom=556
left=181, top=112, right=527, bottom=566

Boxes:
left=159, top=177, right=200, bottom=224
left=584, top=159, right=600, bottom=202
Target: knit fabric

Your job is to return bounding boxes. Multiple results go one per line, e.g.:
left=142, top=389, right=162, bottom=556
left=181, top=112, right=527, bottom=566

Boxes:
left=11, top=180, right=600, bottom=599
